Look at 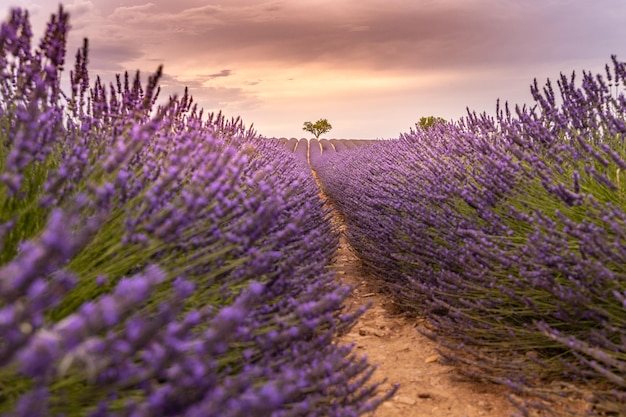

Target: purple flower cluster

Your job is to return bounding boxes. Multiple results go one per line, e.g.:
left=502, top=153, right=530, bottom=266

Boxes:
left=315, top=58, right=626, bottom=414
left=0, top=7, right=394, bottom=416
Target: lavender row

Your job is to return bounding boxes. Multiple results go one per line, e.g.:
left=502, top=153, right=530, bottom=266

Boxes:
left=0, top=7, right=393, bottom=416
left=315, top=57, right=626, bottom=415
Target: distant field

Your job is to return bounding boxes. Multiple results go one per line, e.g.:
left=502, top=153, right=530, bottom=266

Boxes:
left=271, top=137, right=379, bottom=162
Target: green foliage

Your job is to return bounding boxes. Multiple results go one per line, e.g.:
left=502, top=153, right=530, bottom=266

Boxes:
left=416, top=116, right=446, bottom=130
left=0, top=153, right=55, bottom=265
left=302, top=118, right=332, bottom=139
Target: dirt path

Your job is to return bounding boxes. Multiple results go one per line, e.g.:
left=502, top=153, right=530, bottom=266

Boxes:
left=327, top=205, right=518, bottom=417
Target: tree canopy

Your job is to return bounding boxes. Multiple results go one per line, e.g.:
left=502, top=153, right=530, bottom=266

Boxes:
left=303, top=118, right=332, bottom=139
left=417, top=116, right=446, bottom=130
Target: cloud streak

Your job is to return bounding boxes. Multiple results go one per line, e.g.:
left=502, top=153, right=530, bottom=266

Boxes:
left=3, top=0, right=626, bottom=138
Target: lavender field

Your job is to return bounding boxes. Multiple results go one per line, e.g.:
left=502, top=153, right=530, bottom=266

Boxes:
left=308, top=63, right=626, bottom=415
left=2, top=5, right=626, bottom=417
left=0, top=8, right=393, bottom=417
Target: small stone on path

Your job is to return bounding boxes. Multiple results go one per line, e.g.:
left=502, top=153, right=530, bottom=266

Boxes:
left=393, top=395, right=417, bottom=406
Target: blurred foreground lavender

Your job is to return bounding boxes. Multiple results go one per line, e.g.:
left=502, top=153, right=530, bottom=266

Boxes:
left=315, top=58, right=626, bottom=415
left=0, top=7, right=394, bottom=416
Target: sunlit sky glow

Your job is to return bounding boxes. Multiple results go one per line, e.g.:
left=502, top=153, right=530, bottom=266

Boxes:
left=4, top=0, right=626, bottom=138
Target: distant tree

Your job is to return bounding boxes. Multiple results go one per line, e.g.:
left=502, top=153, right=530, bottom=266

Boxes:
left=417, top=116, right=446, bottom=130
left=303, top=118, right=332, bottom=139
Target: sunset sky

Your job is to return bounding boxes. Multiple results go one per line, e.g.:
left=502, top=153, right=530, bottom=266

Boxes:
left=4, top=0, right=626, bottom=139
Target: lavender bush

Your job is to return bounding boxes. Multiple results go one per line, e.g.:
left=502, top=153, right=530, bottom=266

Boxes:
left=0, top=7, right=394, bottom=416
left=316, top=58, right=626, bottom=415
left=293, top=138, right=308, bottom=163
left=308, top=139, right=323, bottom=171
left=329, top=140, right=349, bottom=153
